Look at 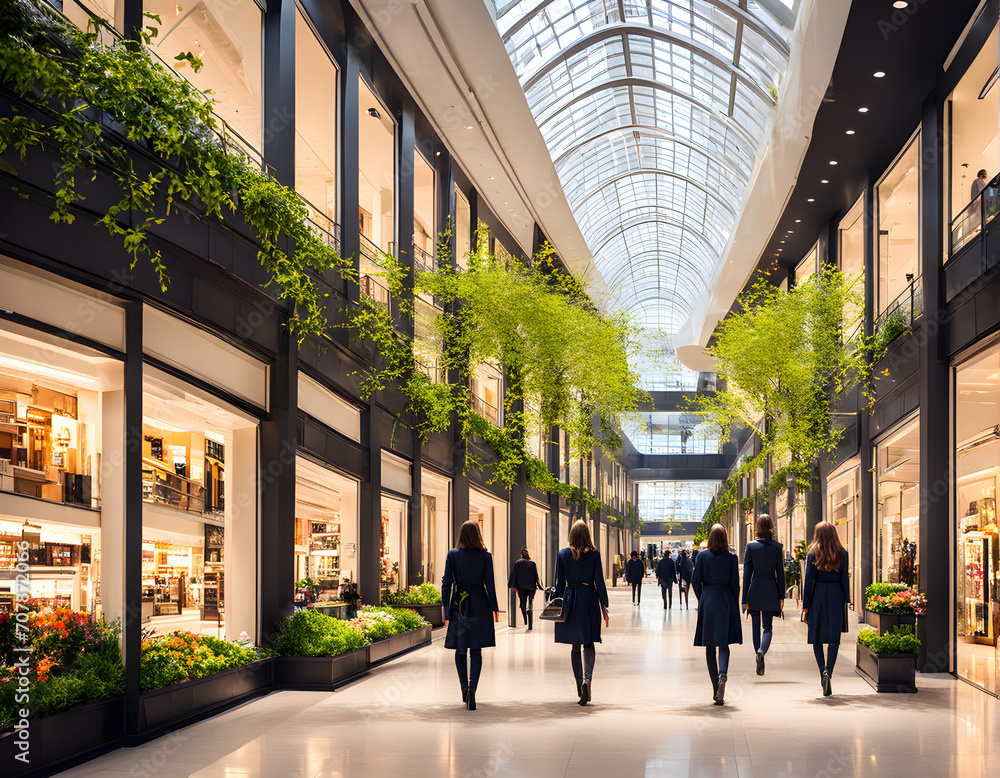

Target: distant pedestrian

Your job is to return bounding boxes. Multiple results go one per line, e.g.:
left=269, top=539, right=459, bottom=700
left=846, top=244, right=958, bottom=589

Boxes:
left=677, top=549, right=694, bottom=609
left=344, top=583, right=362, bottom=619
left=442, top=520, right=500, bottom=710
left=802, top=522, right=851, bottom=697
left=972, top=168, right=989, bottom=200
left=656, top=552, right=677, bottom=610
left=692, top=524, right=742, bottom=705
left=742, top=514, right=784, bottom=677
left=508, top=547, right=542, bottom=630
left=625, top=551, right=645, bottom=605
left=554, top=520, right=610, bottom=705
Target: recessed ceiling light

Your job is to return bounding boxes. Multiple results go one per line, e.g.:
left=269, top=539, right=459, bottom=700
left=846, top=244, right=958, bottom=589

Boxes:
left=788, top=230, right=794, bottom=234
left=892, top=1, right=908, bottom=8
left=465, top=125, right=474, bottom=130
left=807, top=198, right=815, bottom=202
left=821, top=179, right=829, bottom=184
left=874, top=71, right=886, bottom=78
left=795, top=219, right=801, bottom=223
left=503, top=201, right=508, bottom=205
left=846, top=130, right=856, bottom=135
left=858, top=107, right=869, bottom=113
left=780, top=240, right=785, bottom=244
left=829, top=160, right=838, bottom=165
left=435, top=151, right=441, bottom=156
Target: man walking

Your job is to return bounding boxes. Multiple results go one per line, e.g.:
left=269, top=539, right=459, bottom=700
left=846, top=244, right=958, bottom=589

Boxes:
left=508, top=547, right=542, bottom=630
left=625, top=550, right=645, bottom=606
left=656, top=551, right=677, bottom=609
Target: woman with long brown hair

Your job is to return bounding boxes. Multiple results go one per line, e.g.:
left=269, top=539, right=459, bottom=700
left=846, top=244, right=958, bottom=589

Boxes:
left=742, top=514, right=784, bottom=676
left=553, top=520, right=609, bottom=705
left=692, top=523, right=741, bottom=705
left=802, top=522, right=851, bottom=696
left=441, top=520, right=500, bottom=710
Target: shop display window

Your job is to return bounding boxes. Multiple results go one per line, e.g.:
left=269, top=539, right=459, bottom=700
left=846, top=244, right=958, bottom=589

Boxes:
left=874, top=416, right=920, bottom=588
left=455, top=186, right=471, bottom=269
left=955, top=344, right=1000, bottom=694
left=145, top=0, right=264, bottom=154
left=876, top=137, right=921, bottom=316
left=827, top=466, right=861, bottom=609
left=470, top=489, right=508, bottom=604
left=380, top=494, right=407, bottom=600
left=414, top=148, right=436, bottom=260
left=838, top=196, right=865, bottom=332
left=420, top=470, right=451, bottom=588
left=294, top=8, right=338, bottom=221
left=294, top=457, right=359, bottom=603
left=359, top=77, right=396, bottom=301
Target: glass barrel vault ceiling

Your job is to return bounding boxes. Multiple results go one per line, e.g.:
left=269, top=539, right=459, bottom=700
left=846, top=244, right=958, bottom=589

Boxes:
left=493, top=0, right=797, bottom=334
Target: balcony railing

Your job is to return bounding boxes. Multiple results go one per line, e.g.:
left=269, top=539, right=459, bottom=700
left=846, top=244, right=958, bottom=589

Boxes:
left=472, top=394, right=500, bottom=426
left=302, top=200, right=341, bottom=255
left=415, top=359, right=444, bottom=383
left=413, top=244, right=436, bottom=274
left=360, top=233, right=391, bottom=307
left=874, top=278, right=922, bottom=349
left=142, top=462, right=205, bottom=515
left=950, top=173, right=1000, bottom=257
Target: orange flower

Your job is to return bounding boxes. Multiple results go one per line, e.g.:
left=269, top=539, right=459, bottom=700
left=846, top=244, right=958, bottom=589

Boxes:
left=53, top=621, right=65, bottom=631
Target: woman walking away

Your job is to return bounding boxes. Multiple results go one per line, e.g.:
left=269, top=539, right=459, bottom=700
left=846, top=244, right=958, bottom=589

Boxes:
left=677, top=549, right=694, bottom=610
left=442, top=520, right=500, bottom=710
left=554, top=520, right=610, bottom=705
left=742, top=514, right=784, bottom=676
left=692, top=524, right=742, bottom=705
left=508, top=547, right=542, bottom=630
left=802, top=522, right=850, bottom=697
left=656, top=551, right=677, bottom=610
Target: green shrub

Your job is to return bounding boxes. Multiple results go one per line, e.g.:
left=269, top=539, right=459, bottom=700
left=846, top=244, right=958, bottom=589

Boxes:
left=381, top=583, right=442, bottom=606
left=272, top=610, right=368, bottom=657
left=864, top=583, right=908, bottom=602
left=857, top=624, right=921, bottom=654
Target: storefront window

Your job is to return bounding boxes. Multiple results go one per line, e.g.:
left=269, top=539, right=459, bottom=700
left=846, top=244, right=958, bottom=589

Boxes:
left=294, top=8, right=338, bottom=221
left=876, top=138, right=920, bottom=315
left=146, top=0, right=263, bottom=153
left=294, top=457, right=359, bottom=603
left=455, top=186, right=471, bottom=269
left=62, top=0, right=116, bottom=31
left=839, top=196, right=865, bottom=333
left=141, top=369, right=258, bottom=639
left=795, top=242, right=818, bottom=284
left=827, top=465, right=861, bottom=609
left=470, top=488, right=508, bottom=604
left=874, top=416, right=920, bottom=588
left=526, top=506, right=548, bottom=587
left=419, top=470, right=451, bottom=587
left=359, top=78, right=395, bottom=267
left=414, top=149, right=436, bottom=260
left=955, top=344, right=1000, bottom=694
left=0, top=521, right=99, bottom=613
left=380, top=494, right=407, bottom=599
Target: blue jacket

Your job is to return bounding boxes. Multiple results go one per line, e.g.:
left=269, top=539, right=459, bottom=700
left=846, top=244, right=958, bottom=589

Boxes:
left=742, top=538, right=785, bottom=613
left=655, top=556, right=676, bottom=586
left=554, top=547, right=609, bottom=645
left=692, top=549, right=742, bottom=647
left=624, top=557, right=645, bottom=583
left=441, top=547, right=500, bottom=650
left=803, top=551, right=850, bottom=645
left=677, top=555, right=694, bottom=584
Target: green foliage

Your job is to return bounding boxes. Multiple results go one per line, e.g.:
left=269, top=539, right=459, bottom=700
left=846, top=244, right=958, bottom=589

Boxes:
left=139, top=630, right=260, bottom=692
left=271, top=609, right=369, bottom=658
left=871, top=308, right=909, bottom=359
left=0, top=0, right=350, bottom=341
left=382, top=583, right=442, bottom=606
left=864, top=582, right=909, bottom=601
left=857, top=624, right=921, bottom=654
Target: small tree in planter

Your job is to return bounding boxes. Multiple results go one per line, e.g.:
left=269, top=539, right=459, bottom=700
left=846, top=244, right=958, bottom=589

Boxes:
left=864, top=583, right=926, bottom=635
left=856, top=625, right=920, bottom=693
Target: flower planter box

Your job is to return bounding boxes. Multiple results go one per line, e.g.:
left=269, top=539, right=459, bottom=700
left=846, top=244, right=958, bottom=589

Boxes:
left=311, top=603, right=349, bottom=619
left=274, top=648, right=370, bottom=690
left=139, top=658, right=274, bottom=734
left=404, top=603, right=444, bottom=627
left=368, top=626, right=433, bottom=665
left=0, top=696, right=125, bottom=777
left=855, top=644, right=918, bottom=693
left=870, top=612, right=919, bottom=636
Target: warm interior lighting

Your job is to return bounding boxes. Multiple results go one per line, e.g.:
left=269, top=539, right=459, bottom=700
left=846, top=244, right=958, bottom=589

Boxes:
left=807, top=198, right=815, bottom=202
left=829, top=160, right=838, bottom=165
left=0, top=355, right=99, bottom=387
left=846, top=130, right=856, bottom=135
left=874, top=71, right=886, bottom=78
left=821, top=179, right=829, bottom=183
left=892, top=1, right=908, bottom=8
left=858, top=107, right=869, bottom=113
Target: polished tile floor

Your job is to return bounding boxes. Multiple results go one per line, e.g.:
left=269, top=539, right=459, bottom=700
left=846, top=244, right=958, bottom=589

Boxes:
left=60, top=582, right=1000, bottom=777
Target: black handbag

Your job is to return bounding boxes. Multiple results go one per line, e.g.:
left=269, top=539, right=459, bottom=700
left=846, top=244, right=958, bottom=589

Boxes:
left=842, top=602, right=850, bottom=633
left=539, top=586, right=569, bottom=622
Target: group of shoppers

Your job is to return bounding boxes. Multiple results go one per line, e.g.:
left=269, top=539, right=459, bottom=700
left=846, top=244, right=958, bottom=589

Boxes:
left=624, top=547, right=694, bottom=609
left=440, top=513, right=850, bottom=711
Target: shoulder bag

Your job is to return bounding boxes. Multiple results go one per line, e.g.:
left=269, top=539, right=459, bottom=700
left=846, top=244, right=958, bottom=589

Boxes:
left=540, top=586, right=569, bottom=622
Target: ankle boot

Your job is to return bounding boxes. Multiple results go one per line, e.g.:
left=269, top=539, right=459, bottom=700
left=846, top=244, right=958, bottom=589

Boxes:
left=715, top=673, right=727, bottom=706
left=461, top=684, right=469, bottom=703
left=466, top=690, right=477, bottom=710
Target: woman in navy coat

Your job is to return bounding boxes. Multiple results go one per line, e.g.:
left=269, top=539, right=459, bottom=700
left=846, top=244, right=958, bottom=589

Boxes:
left=692, top=524, right=741, bottom=705
left=677, top=549, right=694, bottom=609
left=441, top=520, right=500, bottom=710
left=554, top=520, right=609, bottom=705
left=742, top=514, right=784, bottom=676
left=802, top=522, right=850, bottom=697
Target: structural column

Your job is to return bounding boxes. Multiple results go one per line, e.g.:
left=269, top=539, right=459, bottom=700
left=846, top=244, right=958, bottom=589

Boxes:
left=859, top=181, right=876, bottom=617
left=123, top=300, right=142, bottom=737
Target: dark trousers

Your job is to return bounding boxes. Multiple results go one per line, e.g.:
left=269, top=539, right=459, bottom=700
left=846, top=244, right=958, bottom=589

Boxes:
left=631, top=581, right=642, bottom=603
left=750, top=611, right=775, bottom=654
left=516, top=588, right=534, bottom=626
left=660, top=583, right=672, bottom=608
left=813, top=643, right=840, bottom=674
left=455, top=648, right=483, bottom=691
left=570, top=643, right=596, bottom=685
left=706, top=645, right=731, bottom=685
left=679, top=583, right=690, bottom=608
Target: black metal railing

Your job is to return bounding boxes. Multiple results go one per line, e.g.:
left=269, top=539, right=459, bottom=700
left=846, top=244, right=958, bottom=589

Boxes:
left=873, top=278, right=922, bottom=349
left=950, top=172, right=1000, bottom=257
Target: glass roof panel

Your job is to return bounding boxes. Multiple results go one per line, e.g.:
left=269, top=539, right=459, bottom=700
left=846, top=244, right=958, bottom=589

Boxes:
left=492, top=0, right=795, bottom=401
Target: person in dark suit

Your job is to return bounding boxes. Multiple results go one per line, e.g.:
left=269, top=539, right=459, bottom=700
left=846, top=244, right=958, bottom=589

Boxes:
left=508, top=547, right=542, bottom=630
left=625, top=550, right=645, bottom=605
left=742, top=514, right=784, bottom=676
left=554, top=520, right=610, bottom=705
left=442, top=520, right=500, bottom=710
left=677, top=549, right=694, bottom=610
left=656, top=552, right=677, bottom=610
left=692, top=524, right=742, bottom=705
left=802, top=522, right=851, bottom=697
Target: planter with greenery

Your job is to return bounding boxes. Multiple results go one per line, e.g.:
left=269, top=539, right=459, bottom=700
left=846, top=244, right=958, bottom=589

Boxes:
left=855, top=625, right=920, bottom=693
left=863, top=583, right=926, bottom=634
left=382, top=583, right=444, bottom=626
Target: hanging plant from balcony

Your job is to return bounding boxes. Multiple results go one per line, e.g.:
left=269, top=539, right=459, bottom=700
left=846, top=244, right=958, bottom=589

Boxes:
left=0, top=0, right=351, bottom=341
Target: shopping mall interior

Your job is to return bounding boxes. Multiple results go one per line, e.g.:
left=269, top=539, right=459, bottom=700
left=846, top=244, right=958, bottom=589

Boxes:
left=1, top=0, right=1000, bottom=775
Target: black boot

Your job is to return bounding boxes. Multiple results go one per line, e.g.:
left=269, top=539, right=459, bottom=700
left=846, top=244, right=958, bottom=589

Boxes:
left=461, top=684, right=469, bottom=703
left=466, top=690, right=477, bottom=710
left=579, top=678, right=591, bottom=705
left=527, top=610, right=533, bottom=631
left=710, top=674, right=719, bottom=703
left=715, top=673, right=727, bottom=706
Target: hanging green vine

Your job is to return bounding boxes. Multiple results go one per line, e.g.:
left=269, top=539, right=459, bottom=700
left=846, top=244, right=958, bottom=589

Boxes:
left=0, top=0, right=351, bottom=341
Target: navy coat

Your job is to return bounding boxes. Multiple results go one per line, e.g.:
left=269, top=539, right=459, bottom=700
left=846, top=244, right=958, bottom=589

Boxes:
left=742, top=538, right=785, bottom=613
left=441, top=547, right=500, bottom=650
left=677, top=555, right=694, bottom=584
left=803, top=551, right=850, bottom=645
left=508, top=558, right=541, bottom=591
left=624, top=557, right=645, bottom=583
left=692, top=549, right=742, bottom=647
left=553, top=548, right=609, bottom=645
left=655, top=556, right=676, bottom=587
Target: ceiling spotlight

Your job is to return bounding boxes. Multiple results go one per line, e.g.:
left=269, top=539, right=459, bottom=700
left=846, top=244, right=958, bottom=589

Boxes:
left=795, top=219, right=801, bottom=223
left=465, top=125, right=474, bottom=130
left=366, top=107, right=381, bottom=119
left=892, top=1, right=908, bottom=8
left=807, top=198, right=815, bottom=202
left=821, top=179, right=829, bottom=184
left=846, top=130, right=856, bottom=135
left=780, top=240, right=785, bottom=244
left=874, top=71, right=886, bottom=78
left=488, top=176, right=495, bottom=180
left=829, top=160, right=838, bottom=165
left=858, top=107, right=869, bottom=113
left=435, top=151, right=441, bottom=156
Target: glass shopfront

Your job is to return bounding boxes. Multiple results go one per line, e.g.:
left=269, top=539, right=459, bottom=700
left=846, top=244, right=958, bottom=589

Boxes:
left=827, top=464, right=861, bottom=610
left=380, top=494, right=407, bottom=599
left=141, top=369, right=258, bottom=638
left=876, top=138, right=921, bottom=316
left=526, top=504, right=548, bottom=587
left=874, top=416, right=920, bottom=587
left=359, top=76, right=396, bottom=296
left=419, top=469, right=451, bottom=588
left=470, top=488, right=509, bottom=609
left=955, top=343, right=1000, bottom=694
